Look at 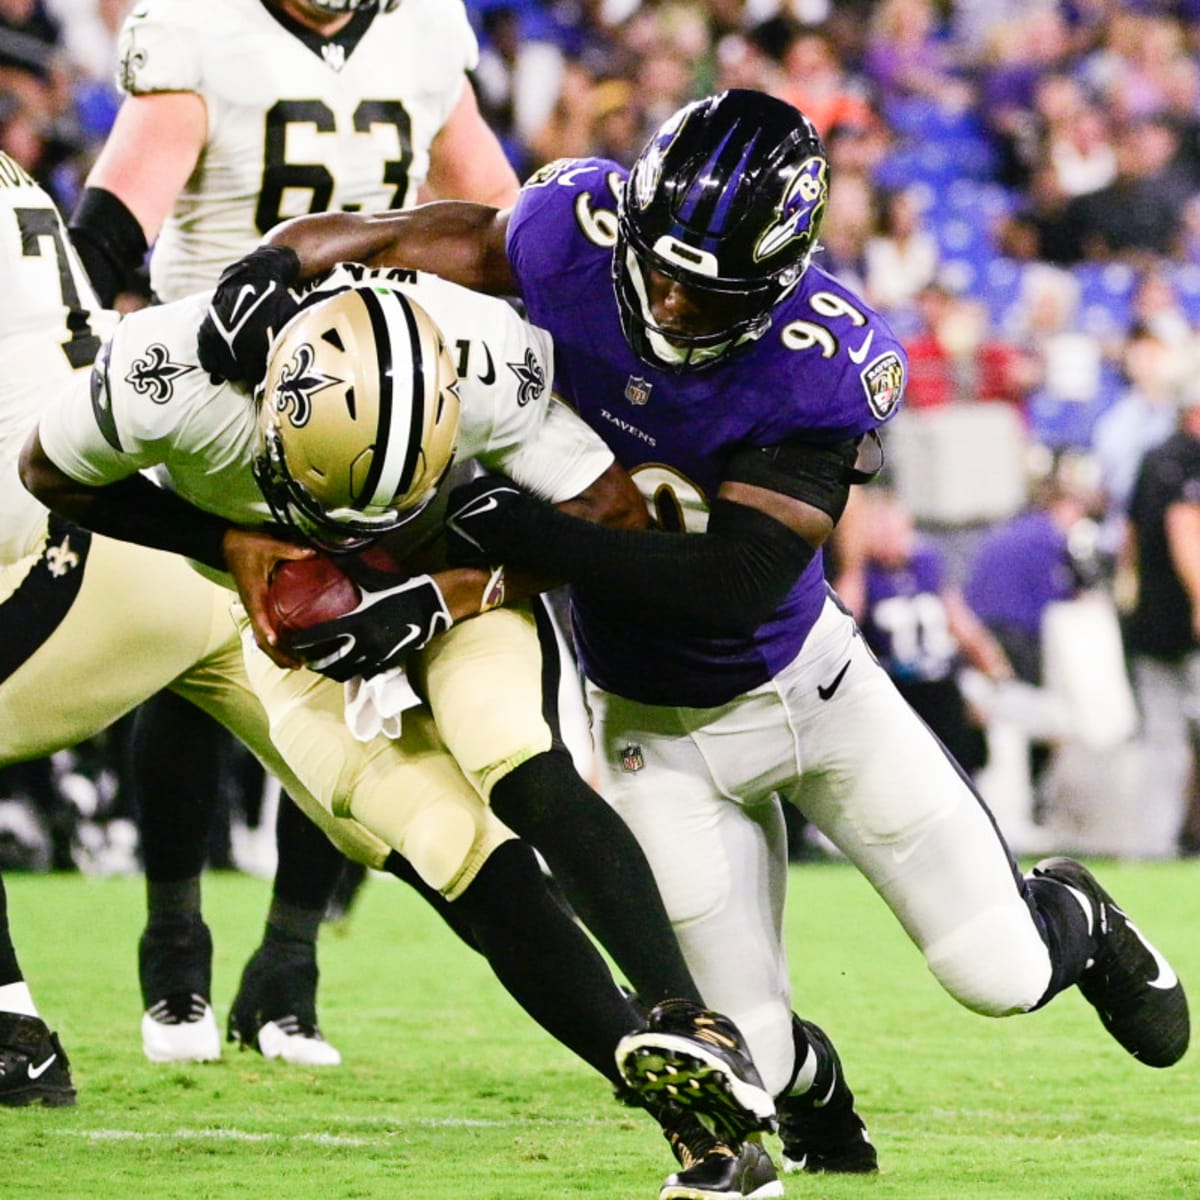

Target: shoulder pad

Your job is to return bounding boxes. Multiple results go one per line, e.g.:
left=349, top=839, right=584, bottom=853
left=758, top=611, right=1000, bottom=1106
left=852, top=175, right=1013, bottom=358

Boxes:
left=104, top=300, right=209, bottom=441
left=117, top=0, right=208, bottom=95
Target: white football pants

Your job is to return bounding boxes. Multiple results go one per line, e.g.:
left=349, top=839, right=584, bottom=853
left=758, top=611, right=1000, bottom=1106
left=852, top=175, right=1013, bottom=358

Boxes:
left=586, top=595, right=1054, bottom=1098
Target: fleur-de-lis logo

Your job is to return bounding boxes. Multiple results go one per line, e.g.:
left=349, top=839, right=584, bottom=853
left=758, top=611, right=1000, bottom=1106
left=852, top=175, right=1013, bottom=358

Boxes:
left=271, top=343, right=343, bottom=428
left=506, top=348, right=546, bottom=408
left=124, top=343, right=195, bottom=404
left=46, top=534, right=80, bottom=578
left=321, top=42, right=346, bottom=72
left=118, top=31, right=148, bottom=94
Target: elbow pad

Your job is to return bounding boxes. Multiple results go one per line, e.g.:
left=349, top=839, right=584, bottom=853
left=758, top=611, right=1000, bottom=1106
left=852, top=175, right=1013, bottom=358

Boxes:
left=725, top=432, right=884, bottom=524
left=68, top=187, right=149, bottom=308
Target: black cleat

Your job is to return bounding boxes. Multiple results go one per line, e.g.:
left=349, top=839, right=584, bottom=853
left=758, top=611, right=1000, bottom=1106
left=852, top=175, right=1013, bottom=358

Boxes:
left=227, top=937, right=340, bottom=1066
left=651, top=1098, right=782, bottom=1200
left=662, top=1140, right=783, bottom=1200
left=616, top=999, right=776, bottom=1143
left=0, top=1013, right=76, bottom=1107
left=138, top=917, right=219, bottom=1063
left=778, top=1017, right=877, bottom=1174
left=1033, top=857, right=1189, bottom=1067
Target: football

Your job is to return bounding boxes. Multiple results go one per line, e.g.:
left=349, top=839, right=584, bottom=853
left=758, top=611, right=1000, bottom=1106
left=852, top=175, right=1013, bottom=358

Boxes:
left=266, top=544, right=409, bottom=649
left=267, top=555, right=360, bottom=644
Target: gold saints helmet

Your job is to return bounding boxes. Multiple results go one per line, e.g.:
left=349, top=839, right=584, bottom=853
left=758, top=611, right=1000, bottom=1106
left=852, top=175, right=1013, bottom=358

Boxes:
left=254, top=286, right=460, bottom=551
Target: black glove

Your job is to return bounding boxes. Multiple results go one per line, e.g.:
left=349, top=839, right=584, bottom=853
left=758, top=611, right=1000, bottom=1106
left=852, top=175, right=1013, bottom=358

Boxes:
left=289, top=571, right=452, bottom=682
left=444, top=476, right=530, bottom=568
left=196, top=245, right=302, bottom=387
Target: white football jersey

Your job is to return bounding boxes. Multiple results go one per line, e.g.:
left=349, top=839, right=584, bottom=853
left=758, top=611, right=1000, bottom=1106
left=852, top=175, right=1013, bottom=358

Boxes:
left=38, top=265, right=613, bottom=569
left=117, top=0, right=479, bottom=301
left=0, top=153, right=118, bottom=562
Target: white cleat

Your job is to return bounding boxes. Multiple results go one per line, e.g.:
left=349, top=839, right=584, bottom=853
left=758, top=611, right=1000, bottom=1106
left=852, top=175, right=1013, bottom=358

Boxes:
left=141, top=994, right=221, bottom=1064
left=256, top=1017, right=342, bottom=1066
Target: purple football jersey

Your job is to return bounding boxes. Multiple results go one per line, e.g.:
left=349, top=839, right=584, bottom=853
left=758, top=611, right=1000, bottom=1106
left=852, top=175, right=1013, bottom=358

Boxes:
left=507, top=158, right=906, bottom=705
left=963, top=510, right=1075, bottom=637
left=861, top=543, right=959, bottom=683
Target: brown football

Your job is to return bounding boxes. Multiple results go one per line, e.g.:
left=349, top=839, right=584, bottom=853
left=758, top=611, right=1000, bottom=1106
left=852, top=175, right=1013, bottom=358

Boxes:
left=267, top=556, right=361, bottom=644
left=267, top=544, right=410, bottom=649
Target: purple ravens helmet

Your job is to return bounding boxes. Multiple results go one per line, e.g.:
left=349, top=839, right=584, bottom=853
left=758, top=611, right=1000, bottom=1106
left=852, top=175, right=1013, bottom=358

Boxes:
left=614, top=89, right=829, bottom=371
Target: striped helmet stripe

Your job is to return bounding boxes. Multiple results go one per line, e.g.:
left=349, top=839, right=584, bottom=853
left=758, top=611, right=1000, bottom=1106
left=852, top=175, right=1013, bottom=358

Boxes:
left=673, top=124, right=758, bottom=255
left=356, top=289, right=425, bottom=512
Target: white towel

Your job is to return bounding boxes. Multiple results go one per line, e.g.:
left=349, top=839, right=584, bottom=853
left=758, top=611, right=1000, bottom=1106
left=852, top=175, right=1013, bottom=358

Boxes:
left=343, top=668, right=422, bottom=742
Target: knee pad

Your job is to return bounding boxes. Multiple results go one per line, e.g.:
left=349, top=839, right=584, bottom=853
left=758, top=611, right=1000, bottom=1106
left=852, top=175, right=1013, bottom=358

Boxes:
left=923, top=899, right=1053, bottom=1016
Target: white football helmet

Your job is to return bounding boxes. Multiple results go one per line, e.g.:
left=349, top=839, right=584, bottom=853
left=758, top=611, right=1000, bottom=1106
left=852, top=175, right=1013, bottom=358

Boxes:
left=254, top=286, right=460, bottom=551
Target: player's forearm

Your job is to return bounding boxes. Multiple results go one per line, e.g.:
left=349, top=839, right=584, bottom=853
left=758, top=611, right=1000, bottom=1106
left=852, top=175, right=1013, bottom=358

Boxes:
left=265, top=202, right=513, bottom=293
left=19, top=431, right=232, bottom=572
left=467, top=495, right=815, bottom=635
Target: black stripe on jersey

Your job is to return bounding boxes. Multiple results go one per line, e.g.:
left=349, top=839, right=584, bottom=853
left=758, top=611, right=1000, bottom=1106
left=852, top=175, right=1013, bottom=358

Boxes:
left=259, top=1, right=376, bottom=62
left=0, top=517, right=92, bottom=685
left=90, top=339, right=122, bottom=452
left=531, top=595, right=567, bottom=753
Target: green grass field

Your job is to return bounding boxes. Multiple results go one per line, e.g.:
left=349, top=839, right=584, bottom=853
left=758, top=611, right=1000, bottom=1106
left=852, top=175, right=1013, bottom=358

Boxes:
left=3, top=860, right=1198, bottom=1200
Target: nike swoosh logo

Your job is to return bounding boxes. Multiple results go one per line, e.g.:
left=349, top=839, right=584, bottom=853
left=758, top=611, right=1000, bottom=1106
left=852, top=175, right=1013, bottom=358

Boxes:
left=229, top=282, right=266, bottom=325
left=811, top=1072, right=838, bottom=1109
left=556, top=165, right=594, bottom=187
left=210, top=281, right=277, bottom=348
left=462, top=494, right=503, bottom=518
left=817, top=660, right=850, bottom=701
left=476, top=343, right=496, bottom=386
left=1127, top=918, right=1179, bottom=990
left=448, top=498, right=500, bottom=554
left=306, top=631, right=357, bottom=672
left=847, top=330, right=875, bottom=365
left=27, top=1054, right=57, bottom=1080
left=392, top=622, right=425, bottom=652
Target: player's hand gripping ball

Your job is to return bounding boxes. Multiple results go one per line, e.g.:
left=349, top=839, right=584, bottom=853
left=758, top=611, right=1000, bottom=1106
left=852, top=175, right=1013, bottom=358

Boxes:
left=267, top=554, right=362, bottom=645
left=266, top=546, right=452, bottom=681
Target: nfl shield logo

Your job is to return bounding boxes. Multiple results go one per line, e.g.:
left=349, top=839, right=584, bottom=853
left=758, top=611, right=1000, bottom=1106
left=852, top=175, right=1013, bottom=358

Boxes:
left=619, top=744, right=645, bottom=773
left=624, top=376, right=653, bottom=406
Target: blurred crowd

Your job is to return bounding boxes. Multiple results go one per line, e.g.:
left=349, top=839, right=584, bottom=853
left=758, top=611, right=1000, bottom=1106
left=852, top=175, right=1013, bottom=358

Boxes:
left=3, top=0, right=1200, bottom=869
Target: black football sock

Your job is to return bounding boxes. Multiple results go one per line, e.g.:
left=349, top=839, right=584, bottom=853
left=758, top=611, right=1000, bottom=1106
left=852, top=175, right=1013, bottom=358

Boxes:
left=145, top=877, right=202, bottom=929
left=0, top=876, right=21, bottom=986
left=490, top=751, right=701, bottom=1006
left=131, top=691, right=220, bottom=911
left=271, top=794, right=347, bottom=925
left=1025, top=873, right=1095, bottom=1007
left=452, top=840, right=642, bottom=1084
left=262, top=898, right=323, bottom=948
left=381, top=852, right=480, bottom=952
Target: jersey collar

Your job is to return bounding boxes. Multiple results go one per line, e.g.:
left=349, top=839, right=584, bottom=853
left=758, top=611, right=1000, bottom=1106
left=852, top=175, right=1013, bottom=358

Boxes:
left=260, top=2, right=377, bottom=64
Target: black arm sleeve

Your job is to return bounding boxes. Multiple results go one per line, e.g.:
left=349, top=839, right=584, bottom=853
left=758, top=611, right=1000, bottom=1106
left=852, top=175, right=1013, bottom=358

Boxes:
left=723, top=432, right=883, bottom=522
left=48, top=474, right=232, bottom=573
left=68, top=187, right=149, bottom=308
left=485, top=496, right=816, bottom=636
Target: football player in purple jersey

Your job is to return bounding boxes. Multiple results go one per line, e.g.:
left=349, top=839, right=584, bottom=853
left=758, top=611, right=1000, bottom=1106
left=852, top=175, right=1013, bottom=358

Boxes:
left=197, top=89, right=1190, bottom=1184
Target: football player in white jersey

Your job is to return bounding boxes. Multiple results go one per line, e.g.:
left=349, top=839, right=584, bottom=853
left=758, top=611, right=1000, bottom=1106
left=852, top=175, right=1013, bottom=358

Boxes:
left=22, top=270, right=783, bottom=1193
left=0, top=151, right=402, bottom=1083
left=71, top=0, right=516, bottom=304
left=66, top=0, right=522, bottom=1068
